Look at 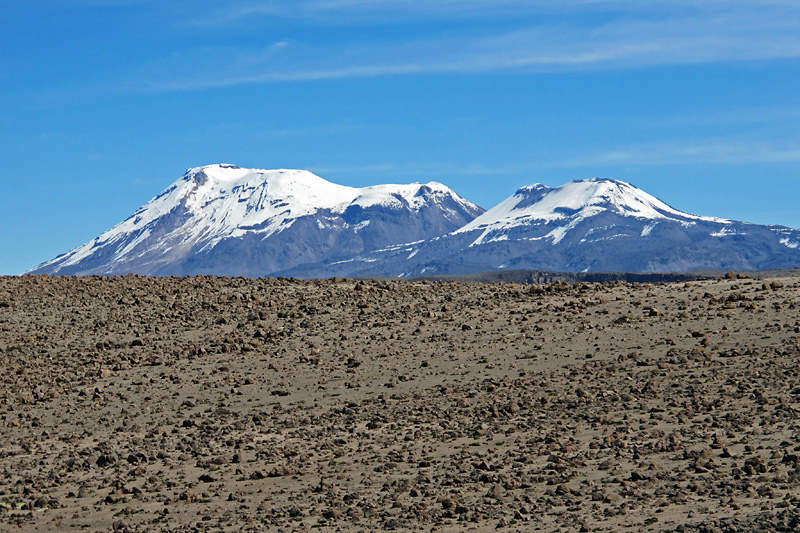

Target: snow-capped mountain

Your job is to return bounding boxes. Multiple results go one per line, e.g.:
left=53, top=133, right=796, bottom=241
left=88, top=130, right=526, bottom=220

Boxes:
left=28, top=164, right=484, bottom=276
left=28, top=173, right=800, bottom=278
left=285, top=178, right=800, bottom=278
left=454, top=179, right=728, bottom=245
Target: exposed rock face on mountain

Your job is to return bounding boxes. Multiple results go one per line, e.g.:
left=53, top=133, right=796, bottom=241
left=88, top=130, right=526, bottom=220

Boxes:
left=286, top=178, right=800, bottom=278
left=28, top=164, right=484, bottom=276
left=29, top=172, right=800, bottom=278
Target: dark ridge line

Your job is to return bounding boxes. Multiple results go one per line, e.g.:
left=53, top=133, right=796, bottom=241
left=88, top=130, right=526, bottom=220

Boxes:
left=12, top=266, right=800, bottom=285
left=403, top=268, right=800, bottom=285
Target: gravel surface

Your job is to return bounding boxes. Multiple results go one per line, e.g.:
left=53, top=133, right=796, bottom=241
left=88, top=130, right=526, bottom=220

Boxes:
left=1, top=274, right=799, bottom=532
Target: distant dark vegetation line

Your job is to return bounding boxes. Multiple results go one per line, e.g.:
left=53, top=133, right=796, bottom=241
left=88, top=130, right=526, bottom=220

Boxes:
left=16, top=267, right=800, bottom=285
left=399, top=268, right=800, bottom=285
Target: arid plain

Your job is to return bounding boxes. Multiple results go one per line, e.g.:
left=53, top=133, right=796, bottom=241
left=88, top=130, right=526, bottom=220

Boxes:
left=1, top=274, right=800, bottom=532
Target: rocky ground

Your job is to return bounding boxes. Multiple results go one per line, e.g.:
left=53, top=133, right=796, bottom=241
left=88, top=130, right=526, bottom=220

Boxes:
left=1, top=274, right=799, bottom=532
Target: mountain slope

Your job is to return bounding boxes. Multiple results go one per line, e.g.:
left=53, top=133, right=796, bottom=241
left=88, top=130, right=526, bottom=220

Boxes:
left=284, top=178, right=800, bottom=278
left=28, top=164, right=485, bottom=276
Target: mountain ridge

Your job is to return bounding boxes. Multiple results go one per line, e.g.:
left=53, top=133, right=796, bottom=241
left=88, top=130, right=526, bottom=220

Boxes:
left=278, top=177, right=800, bottom=278
left=28, top=167, right=800, bottom=277
left=28, top=164, right=484, bottom=276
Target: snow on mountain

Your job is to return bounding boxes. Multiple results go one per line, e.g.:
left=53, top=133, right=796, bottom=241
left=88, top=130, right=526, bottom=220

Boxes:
left=28, top=171, right=800, bottom=278
left=106, top=164, right=477, bottom=253
left=287, top=178, right=800, bottom=278
left=456, top=178, right=729, bottom=247
left=28, top=164, right=484, bottom=276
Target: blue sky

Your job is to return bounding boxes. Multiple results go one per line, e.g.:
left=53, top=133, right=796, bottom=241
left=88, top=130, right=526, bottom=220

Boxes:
left=2, top=0, right=800, bottom=274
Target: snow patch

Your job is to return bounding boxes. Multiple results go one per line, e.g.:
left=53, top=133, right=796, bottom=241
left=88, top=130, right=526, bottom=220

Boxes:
left=456, top=178, right=727, bottom=243
left=641, top=223, right=656, bottom=237
left=469, top=231, right=509, bottom=247
left=352, top=220, right=371, bottom=232
left=780, top=237, right=799, bottom=249
left=711, top=226, right=743, bottom=237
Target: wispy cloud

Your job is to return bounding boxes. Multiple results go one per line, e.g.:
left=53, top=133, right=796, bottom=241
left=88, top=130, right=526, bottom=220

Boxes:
left=559, top=138, right=800, bottom=167
left=132, top=2, right=800, bottom=92
left=654, top=106, right=800, bottom=128
left=187, top=0, right=612, bottom=26
left=135, top=63, right=428, bottom=92
left=188, top=1, right=799, bottom=26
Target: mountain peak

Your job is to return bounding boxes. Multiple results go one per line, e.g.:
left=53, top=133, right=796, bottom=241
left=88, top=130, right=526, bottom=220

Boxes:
left=186, top=164, right=244, bottom=182
left=185, top=165, right=334, bottom=189
left=514, top=183, right=551, bottom=195
left=25, top=167, right=800, bottom=278
left=456, top=177, right=727, bottom=247
left=555, top=178, right=727, bottom=222
left=190, top=163, right=241, bottom=173
left=28, top=165, right=484, bottom=276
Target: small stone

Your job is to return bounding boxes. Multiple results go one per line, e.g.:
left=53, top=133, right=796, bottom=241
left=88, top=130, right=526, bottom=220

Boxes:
left=322, top=508, right=342, bottom=520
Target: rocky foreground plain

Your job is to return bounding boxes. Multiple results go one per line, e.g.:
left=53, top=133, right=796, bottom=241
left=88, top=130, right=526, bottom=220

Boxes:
left=1, top=274, right=800, bottom=532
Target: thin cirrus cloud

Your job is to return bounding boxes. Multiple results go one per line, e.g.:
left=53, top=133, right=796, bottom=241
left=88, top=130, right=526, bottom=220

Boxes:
left=654, top=106, right=800, bottom=128
left=185, top=0, right=609, bottom=25
left=136, top=3, right=800, bottom=93
left=188, top=0, right=798, bottom=25
left=559, top=138, right=800, bottom=168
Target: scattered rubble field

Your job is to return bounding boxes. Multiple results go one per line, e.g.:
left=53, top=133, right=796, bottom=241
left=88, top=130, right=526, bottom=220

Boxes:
left=1, top=274, right=799, bottom=532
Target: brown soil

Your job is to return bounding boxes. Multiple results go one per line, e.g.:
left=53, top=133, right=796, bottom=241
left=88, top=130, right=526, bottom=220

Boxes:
left=1, top=274, right=799, bottom=532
